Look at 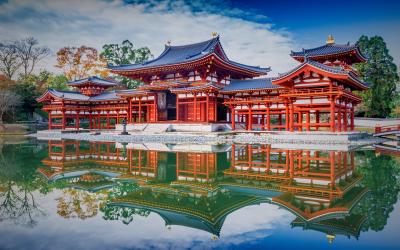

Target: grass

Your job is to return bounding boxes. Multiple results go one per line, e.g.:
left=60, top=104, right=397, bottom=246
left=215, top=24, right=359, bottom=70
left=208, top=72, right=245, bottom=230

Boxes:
left=0, top=124, right=29, bottom=135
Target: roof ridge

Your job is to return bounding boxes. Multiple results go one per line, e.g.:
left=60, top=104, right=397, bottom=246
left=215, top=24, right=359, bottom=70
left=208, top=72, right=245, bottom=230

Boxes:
left=166, top=36, right=219, bottom=49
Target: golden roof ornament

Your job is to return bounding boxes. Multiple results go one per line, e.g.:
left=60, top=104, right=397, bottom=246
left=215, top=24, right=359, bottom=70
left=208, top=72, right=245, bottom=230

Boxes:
left=212, top=32, right=218, bottom=38
left=326, top=233, right=336, bottom=243
left=326, top=34, right=335, bottom=45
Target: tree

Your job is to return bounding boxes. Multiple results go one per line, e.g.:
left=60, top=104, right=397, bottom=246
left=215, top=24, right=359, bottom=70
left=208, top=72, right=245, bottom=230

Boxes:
left=355, top=36, right=399, bottom=118
left=101, top=40, right=152, bottom=88
left=0, top=42, right=21, bottom=79
left=0, top=90, right=21, bottom=124
left=11, top=81, right=39, bottom=120
left=56, top=46, right=109, bottom=81
left=15, top=37, right=50, bottom=78
left=20, top=70, right=69, bottom=92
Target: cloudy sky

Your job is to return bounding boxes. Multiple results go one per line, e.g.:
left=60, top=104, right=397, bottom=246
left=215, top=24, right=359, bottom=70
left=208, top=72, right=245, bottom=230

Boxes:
left=0, top=0, right=399, bottom=76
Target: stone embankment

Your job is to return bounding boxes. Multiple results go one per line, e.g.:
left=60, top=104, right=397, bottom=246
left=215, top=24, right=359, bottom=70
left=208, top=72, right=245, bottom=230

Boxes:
left=31, top=130, right=384, bottom=146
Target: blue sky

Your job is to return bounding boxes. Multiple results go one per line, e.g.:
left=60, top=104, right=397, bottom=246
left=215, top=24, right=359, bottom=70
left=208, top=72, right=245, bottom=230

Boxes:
left=0, top=0, right=398, bottom=75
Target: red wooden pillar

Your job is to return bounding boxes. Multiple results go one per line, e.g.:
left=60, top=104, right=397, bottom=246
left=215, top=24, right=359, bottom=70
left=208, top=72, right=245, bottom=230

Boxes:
left=214, top=95, right=217, bottom=122
left=98, top=112, right=101, bottom=129
left=106, top=112, right=110, bottom=129
left=329, top=97, right=335, bottom=132
left=337, top=100, right=342, bottom=132
left=329, top=151, right=335, bottom=189
left=61, top=109, right=66, bottom=130
left=48, top=112, right=52, bottom=130
left=75, top=111, right=79, bottom=130
left=285, top=101, right=289, bottom=131
left=343, top=100, right=348, bottom=132
left=89, top=112, right=92, bottom=130
left=155, top=94, right=158, bottom=122
left=266, top=104, right=271, bottom=131
left=350, top=104, right=355, bottom=131
left=128, top=98, right=132, bottom=123
left=206, top=94, right=209, bottom=123
left=266, top=144, right=271, bottom=171
left=139, top=98, right=142, bottom=123
left=176, top=95, right=179, bottom=122
left=193, top=93, right=197, bottom=122
left=248, top=104, right=253, bottom=131
left=289, top=101, right=294, bottom=132
left=231, top=106, right=235, bottom=130
left=298, top=112, right=302, bottom=131
left=306, top=112, right=310, bottom=131
left=315, top=110, right=320, bottom=131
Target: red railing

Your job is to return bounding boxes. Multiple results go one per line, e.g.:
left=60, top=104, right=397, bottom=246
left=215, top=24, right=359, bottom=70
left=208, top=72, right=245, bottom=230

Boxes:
left=375, top=124, right=400, bottom=134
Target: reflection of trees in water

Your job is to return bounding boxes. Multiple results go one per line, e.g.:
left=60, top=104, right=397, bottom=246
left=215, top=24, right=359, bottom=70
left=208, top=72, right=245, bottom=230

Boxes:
left=56, top=189, right=102, bottom=220
left=101, top=181, right=149, bottom=224
left=354, top=151, right=400, bottom=232
left=0, top=142, right=48, bottom=227
left=0, top=182, right=44, bottom=227
left=101, top=205, right=150, bottom=225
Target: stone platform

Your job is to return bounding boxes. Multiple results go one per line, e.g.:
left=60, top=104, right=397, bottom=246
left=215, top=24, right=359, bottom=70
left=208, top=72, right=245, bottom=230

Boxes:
left=115, top=123, right=231, bottom=132
left=32, top=129, right=380, bottom=147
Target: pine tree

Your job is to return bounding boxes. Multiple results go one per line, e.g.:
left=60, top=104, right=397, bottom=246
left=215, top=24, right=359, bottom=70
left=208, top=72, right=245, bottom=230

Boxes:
left=355, top=36, right=399, bottom=118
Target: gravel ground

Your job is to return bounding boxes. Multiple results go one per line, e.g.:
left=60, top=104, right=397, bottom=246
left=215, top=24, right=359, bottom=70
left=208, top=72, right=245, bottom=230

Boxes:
left=31, top=130, right=385, bottom=146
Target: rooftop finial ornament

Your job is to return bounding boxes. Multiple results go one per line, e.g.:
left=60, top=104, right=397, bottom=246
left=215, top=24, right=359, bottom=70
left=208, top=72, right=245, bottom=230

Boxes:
left=212, top=32, right=218, bottom=38
left=166, top=40, right=171, bottom=46
left=326, top=34, right=335, bottom=45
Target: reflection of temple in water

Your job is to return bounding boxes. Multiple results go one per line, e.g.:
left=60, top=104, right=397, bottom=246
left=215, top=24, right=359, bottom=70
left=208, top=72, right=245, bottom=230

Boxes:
left=38, top=140, right=369, bottom=241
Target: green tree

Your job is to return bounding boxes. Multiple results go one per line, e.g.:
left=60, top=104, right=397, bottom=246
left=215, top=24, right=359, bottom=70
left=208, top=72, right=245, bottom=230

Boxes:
left=353, top=151, right=400, bottom=232
left=355, top=36, right=399, bottom=118
left=10, top=71, right=69, bottom=120
left=11, top=81, right=39, bottom=120
left=101, top=40, right=152, bottom=88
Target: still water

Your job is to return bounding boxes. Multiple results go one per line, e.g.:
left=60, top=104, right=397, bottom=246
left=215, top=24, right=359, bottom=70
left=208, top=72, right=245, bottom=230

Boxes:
left=0, top=138, right=399, bottom=250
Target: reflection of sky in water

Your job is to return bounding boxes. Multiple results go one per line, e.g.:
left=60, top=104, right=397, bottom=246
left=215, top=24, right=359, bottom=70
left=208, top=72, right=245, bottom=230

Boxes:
left=1, top=189, right=399, bottom=250
left=0, top=190, right=293, bottom=250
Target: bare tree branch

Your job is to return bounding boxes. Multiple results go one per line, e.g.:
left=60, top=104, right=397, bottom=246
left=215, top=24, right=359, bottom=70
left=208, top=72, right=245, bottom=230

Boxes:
left=0, top=42, right=21, bottom=79
left=15, top=37, right=50, bottom=77
left=0, top=90, right=21, bottom=124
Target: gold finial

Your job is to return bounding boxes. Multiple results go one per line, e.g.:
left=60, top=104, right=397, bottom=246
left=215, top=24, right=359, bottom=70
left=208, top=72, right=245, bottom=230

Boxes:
left=212, top=32, right=218, bottom=38
left=326, top=34, right=335, bottom=45
left=166, top=40, right=171, bottom=46
left=327, top=234, right=336, bottom=243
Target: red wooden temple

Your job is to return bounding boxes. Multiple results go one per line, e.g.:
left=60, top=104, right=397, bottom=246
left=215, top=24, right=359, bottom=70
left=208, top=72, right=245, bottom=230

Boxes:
left=37, top=34, right=368, bottom=132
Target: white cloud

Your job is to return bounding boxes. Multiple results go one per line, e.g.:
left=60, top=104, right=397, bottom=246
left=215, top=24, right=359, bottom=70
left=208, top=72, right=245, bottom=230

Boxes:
left=0, top=0, right=298, bottom=76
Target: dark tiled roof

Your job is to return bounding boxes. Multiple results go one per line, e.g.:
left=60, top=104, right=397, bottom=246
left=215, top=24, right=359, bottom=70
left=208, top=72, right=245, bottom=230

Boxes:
left=291, top=44, right=367, bottom=60
left=89, top=91, right=120, bottom=101
left=274, top=59, right=347, bottom=81
left=220, top=78, right=280, bottom=93
left=273, top=59, right=369, bottom=89
left=109, top=36, right=269, bottom=74
left=48, top=89, right=90, bottom=101
left=46, top=89, right=121, bottom=102
left=116, top=89, right=152, bottom=96
left=68, top=76, right=118, bottom=87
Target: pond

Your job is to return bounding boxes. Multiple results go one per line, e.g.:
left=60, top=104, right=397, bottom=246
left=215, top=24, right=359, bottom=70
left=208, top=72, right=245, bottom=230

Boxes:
left=0, top=138, right=399, bottom=250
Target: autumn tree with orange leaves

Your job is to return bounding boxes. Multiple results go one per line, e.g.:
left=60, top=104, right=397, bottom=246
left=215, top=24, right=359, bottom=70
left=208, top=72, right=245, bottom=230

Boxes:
left=55, top=46, right=109, bottom=81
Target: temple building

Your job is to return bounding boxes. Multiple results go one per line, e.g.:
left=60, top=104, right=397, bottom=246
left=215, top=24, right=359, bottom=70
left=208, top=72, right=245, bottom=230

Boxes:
left=37, top=35, right=368, bottom=132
